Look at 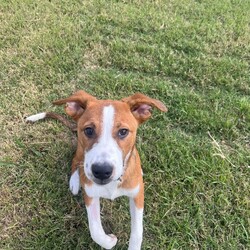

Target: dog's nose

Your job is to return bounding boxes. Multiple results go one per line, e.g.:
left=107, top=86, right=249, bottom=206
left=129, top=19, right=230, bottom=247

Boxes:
left=92, top=163, right=113, bottom=181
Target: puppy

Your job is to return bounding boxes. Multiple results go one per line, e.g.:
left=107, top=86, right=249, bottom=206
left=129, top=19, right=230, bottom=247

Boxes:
left=26, top=90, right=167, bottom=249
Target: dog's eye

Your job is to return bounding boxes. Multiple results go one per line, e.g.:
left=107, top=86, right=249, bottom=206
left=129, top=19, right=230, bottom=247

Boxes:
left=118, top=129, right=129, bottom=139
left=84, top=127, right=95, bottom=138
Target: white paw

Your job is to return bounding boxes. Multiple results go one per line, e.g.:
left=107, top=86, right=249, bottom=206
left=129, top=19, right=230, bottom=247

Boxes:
left=128, top=235, right=142, bottom=250
left=106, top=234, right=118, bottom=249
left=95, top=234, right=117, bottom=249
left=69, top=170, right=80, bottom=195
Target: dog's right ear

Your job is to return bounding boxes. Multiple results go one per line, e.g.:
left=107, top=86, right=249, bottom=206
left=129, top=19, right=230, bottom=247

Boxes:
left=53, top=90, right=96, bottom=121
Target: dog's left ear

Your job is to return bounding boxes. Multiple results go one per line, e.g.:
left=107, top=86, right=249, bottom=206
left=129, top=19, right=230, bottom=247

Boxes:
left=122, top=93, right=167, bottom=124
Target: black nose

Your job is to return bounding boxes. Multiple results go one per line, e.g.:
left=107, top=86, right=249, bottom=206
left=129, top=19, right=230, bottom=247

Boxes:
left=92, top=163, right=113, bottom=181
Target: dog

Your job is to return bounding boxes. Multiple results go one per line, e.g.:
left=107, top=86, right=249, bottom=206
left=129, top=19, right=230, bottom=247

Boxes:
left=26, top=90, right=167, bottom=249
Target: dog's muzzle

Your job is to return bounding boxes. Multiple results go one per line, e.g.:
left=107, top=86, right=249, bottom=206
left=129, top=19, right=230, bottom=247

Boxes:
left=92, top=162, right=114, bottom=185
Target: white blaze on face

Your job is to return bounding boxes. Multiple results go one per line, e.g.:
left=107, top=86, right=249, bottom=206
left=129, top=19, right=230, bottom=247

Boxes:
left=84, top=105, right=124, bottom=181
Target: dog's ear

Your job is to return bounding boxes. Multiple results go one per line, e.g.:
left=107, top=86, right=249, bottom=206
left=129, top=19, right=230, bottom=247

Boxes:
left=122, top=93, right=167, bottom=124
left=53, top=90, right=96, bottom=121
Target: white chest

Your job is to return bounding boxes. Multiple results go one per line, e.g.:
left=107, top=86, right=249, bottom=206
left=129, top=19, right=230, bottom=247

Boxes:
left=85, top=181, right=139, bottom=200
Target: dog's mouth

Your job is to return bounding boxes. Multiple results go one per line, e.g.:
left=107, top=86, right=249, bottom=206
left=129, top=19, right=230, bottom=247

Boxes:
left=92, top=175, right=123, bottom=185
left=92, top=178, right=112, bottom=185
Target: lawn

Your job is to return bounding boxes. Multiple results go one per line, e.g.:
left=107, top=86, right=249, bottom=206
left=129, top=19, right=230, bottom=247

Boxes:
left=1, top=0, right=249, bottom=249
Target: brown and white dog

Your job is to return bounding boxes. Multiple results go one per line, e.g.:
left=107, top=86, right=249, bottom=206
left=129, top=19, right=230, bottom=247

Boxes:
left=26, top=90, right=167, bottom=249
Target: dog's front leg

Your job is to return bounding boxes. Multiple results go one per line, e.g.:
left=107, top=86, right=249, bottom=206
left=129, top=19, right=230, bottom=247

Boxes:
left=128, top=191, right=144, bottom=250
left=69, top=148, right=84, bottom=195
left=85, top=196, right=118, bottom=249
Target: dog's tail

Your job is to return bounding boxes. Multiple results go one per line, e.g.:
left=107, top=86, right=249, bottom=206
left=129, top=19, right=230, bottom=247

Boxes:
left=25, top=112, right=77, bottom=131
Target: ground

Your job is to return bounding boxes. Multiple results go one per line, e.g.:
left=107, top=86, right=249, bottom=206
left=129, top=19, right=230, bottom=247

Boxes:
left=0, top=0, right=249, bottom=249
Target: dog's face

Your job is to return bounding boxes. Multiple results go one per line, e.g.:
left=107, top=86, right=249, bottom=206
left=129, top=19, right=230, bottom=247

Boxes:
left=53, top=91, right=167, bottom=185
left=77, top=101, right=138, bottom=185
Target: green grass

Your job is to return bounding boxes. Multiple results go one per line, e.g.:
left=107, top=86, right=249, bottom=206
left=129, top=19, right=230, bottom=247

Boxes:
left=1, top=0, right=249, bottom=249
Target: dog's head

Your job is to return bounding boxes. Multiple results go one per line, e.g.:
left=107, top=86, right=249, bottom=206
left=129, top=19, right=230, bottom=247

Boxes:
left=53, top=90, right=167, bottom=185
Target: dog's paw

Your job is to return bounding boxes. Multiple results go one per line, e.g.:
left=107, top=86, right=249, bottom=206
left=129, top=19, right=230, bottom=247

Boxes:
left=69, top=170, right=80, bottom=195
left=128, top=233, right=143, bottom=250
left=106, top=234, right=118, bottom=249
left=96, top=234, right=117, bottom=249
